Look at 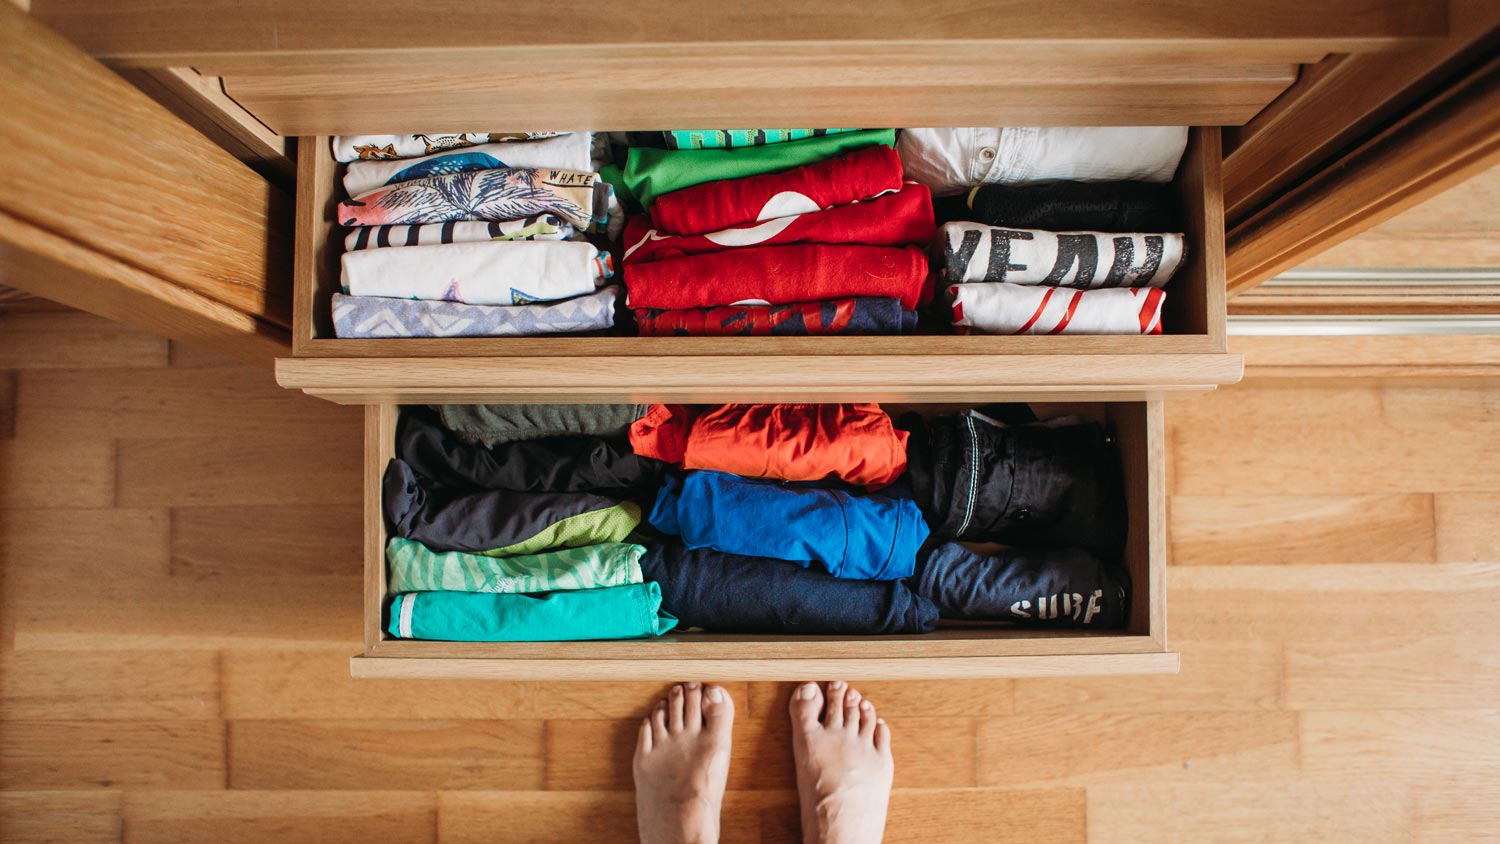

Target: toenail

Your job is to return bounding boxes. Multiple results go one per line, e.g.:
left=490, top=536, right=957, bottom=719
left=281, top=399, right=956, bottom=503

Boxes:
left=797, top=683, right=816, bottom=699
left=831, top=680, right=844, bottom=689
left=708, top=686, right=724, bottom=702
left=671, top=686, right=682, bottom=696
left=861, top=701, right=872, bottom=710
left=686, top=681, right=700, bottom=690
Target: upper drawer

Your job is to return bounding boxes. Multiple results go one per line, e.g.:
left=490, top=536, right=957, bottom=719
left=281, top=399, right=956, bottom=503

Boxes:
left=277, top=127, right=1242, bottom=405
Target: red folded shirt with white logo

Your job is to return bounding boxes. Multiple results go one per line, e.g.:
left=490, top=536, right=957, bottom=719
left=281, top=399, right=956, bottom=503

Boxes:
left=648, top=145, right=906, bottom=236
left=623, top=182, right=934, bottom=265
left=624, top=243, right=931, bottom=311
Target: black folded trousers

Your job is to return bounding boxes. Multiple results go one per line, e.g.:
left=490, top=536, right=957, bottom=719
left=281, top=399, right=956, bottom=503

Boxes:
left=915, top=542, right=1130, bottom=628
left=641, top=540, right=938, bottom=635
left=397, top=407, right=668, bottom=496
left=901, top=414, right=1127, bottom=558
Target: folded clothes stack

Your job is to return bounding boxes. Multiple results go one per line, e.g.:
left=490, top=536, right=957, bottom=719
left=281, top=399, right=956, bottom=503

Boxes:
left=612, top=130, right=935, bottom=335
left=383, top=401, right=1137, bottom=639
left=382, top=406, right=676, bottom=642
left=898, top=126, right=1190, bottom=335
left=329, top=132, right=621, bottom=339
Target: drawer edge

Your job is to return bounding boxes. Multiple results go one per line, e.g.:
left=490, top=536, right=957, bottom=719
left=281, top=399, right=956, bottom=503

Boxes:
left=349, top=651, right=1181, bottom=681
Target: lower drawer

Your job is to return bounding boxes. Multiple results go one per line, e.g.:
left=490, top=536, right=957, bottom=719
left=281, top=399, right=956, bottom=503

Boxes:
left=352, top=400, right=1175, bottom=680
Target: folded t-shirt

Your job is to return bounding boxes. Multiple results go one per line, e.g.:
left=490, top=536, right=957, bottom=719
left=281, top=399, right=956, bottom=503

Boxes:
left=622, top=129, right=896, bottom=208
left=331, top=132, right=568, bottom=162
left=934, top=180, right=1178, bottom=233
left=939, top=223, right=1184, bottom=288
left=387, top=583, right=677, bottom=641
left=641, top=540, right=937, bottom=635
left=384, top=459, right=640, bottom=556
left=950, top=282, right=1166, bottom=336
left=342, top=134, right=593, bottom=195
left=339, top=167, right=610, bottom=232
left=434, top=404, right=652, bottom=447
left=629, top=403, right=908, bottom=488
left=340, top=240, right=611, bottom=305
left=331, top=286, right=617, bottom=339
left=343, top=217, right=574, bottom=251
left=649, top=470, right=928, bottom=580
left=623, top=182, right=934, bottom=264
left=624, top=243, right=929, bottom=311
left=397, top=408, right=668, bottom=495
left=915, top=542, right=1130, bottom=628
left=387, top=537, right=646, bottom=594
left=649, top=145, right=905, bottom=236
left=623, top=129, right=863, bottom=149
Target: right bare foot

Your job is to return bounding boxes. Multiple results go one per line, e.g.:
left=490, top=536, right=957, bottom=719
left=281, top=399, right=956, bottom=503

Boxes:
left=789, top=680, right=894, bottom=844
left=633, top=682, right=735, bottom=844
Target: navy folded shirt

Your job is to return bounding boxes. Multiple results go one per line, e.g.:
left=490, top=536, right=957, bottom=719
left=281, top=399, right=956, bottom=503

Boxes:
left=642, top=540, right=938, bottom=635
left=915, top=542, right=1130, bottom=628
left=397, top=408, right=668, bottom=495
left=648, top=470, right=928, bottom=580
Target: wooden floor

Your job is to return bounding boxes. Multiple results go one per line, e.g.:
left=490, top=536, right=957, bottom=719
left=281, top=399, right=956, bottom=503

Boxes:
left=1, top=310, right=1497, bottom=843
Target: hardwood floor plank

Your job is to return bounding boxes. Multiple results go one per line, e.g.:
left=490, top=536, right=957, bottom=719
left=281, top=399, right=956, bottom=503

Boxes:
left=170, top=505, right=362, bottom=577
left=438, top=791, right=779, bottom=844
left=1434, top=493, right=1500, bottom=563
left=8, top=575, right=362, bottom=650
left=221, top=650, right=743, bottom=720
left=1381, top=383, right=1500, bottom=428
left=0, top=312, right=167, bottom=370
left=115, top=435, right=360, bottom=508
left=975, top=712, right=1299, bottom=788
left=1301, top=710, right=1500, bottom=784
left=1011, top=641, right=1282, bottom=712
left=1086, top=780, right=1411, bottom=843
left=1167, top=563, right=1500, bottom=642
left=0, top=439, right=113, bottom=509
left=122, top=791, right=437, bottom=844
left=12, top=365, right=354, bottom=440
left=0, top=791, right=122, bottom=844
left=1169, top=494, right=1436, bottom=565
left=1286, top=636, right=1500, bottom=710
left=1413, top=775, right=1500, bottom=843
left=544, top=717, right=977, bottom=792
left=0, top=650, right=219, bottom=720
left=745, top=680, right=1015, bottom=719
left=0, top=721, right=225, bottom=789
left=0, top=370, right=14, bottom=440
left=228, top=720, right=545, bottom=791
left=0, top=507, right=169, bottom=579
left=166, top=339, right=238, bottom=368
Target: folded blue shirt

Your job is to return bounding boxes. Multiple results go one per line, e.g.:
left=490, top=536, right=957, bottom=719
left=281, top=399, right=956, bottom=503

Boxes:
left=648, top=470, right=928, bottom=580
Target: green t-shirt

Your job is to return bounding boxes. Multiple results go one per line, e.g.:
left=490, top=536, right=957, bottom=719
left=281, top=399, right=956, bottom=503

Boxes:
left=387, top=538, right=645, bottom=594
left=387, top=583, right=678, bottom=642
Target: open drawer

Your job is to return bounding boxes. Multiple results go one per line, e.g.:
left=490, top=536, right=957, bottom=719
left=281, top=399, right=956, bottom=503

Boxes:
left=277, top=128, right=1241, bottom=406
left=352, top=399, right=1174, bottom=680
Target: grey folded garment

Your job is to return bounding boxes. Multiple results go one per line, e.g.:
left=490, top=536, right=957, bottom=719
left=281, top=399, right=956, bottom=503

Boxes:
left=434, top=403, right=652, bottom=447
left=331, top=286, right=617, bottom=339
left=915, top=542, right=1130, bottom=628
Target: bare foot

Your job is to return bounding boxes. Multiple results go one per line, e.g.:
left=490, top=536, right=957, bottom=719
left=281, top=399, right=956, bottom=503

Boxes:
left=633, top=682, right=735, bottom=844
left=790, top=680, right=894, bottom=844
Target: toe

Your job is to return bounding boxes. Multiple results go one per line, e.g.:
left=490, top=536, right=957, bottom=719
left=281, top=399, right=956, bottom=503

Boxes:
left=683, top=682, right=703, bottom=729
left=668, top=684, right=685, bottom=732
left=636, top=716, right=654, bottom=755
left=844, top=687, right=862, bottom=730
left=703, top=684, right=736, bottom=738
left=858, top=700, right=877, bottom=740
left=823, top=680, right=847, bottom=728
left=874, top=717, right=892, bottom=755
left=651, top=700, right=669, bottom=743
left=788, top=681, right=822, bottom=729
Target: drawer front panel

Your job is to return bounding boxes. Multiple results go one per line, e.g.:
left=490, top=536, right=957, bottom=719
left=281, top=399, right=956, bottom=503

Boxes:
left=356, top=400, right=1172, bottom=680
